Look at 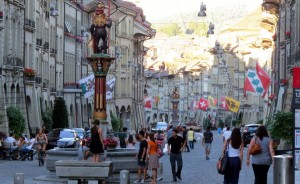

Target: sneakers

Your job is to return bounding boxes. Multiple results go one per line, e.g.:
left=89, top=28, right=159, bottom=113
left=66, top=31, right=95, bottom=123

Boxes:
left=206, top=156, right=209, bottom=160
left=134, top=179, right=144, bottom=183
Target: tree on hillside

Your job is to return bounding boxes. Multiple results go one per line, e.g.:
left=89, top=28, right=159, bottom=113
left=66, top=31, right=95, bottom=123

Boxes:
left=6, top=107, right=25, bottom=136
left=52, top=97, right=68, bottom=128
left=159, top=23, right=182, bottom=37
left=187, top=22, right=208, bottom=36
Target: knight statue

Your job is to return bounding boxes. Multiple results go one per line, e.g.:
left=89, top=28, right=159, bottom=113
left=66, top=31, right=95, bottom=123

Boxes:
left=172, top=87, right=180, bottom=99
left=90, top=2, right=112, bottom=54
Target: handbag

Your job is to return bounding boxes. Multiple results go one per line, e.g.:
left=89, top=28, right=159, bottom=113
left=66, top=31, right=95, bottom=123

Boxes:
left=217, top=140, right=229, bottom=175
left=157, top=142, right=164, bottom=158
left=249, top=137, right=261, bottom=155
left=157, top=148, right=164, bottom=158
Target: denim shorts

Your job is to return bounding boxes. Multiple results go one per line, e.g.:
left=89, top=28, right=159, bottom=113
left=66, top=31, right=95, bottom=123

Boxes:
left=205, top=143, right=211, bottom=151
left=137, top=158, right=146, bottom=168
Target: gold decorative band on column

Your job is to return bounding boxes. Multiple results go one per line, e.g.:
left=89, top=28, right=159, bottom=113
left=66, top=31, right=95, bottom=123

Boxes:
left=100, top=94, right=103, bottom=109
left=96, top=94, right=99, bottom=110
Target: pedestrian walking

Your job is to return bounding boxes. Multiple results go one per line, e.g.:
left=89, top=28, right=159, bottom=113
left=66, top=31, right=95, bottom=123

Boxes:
left=222, top=128, right=244, bottom=184
left=182, top=126, right=190, bottom=152
left=134, top=130, right=148, bottom=183
left=223, top=126, right=232, bottom=142
left=167, top=128, right=185, bottom=182
left=89, top=120, right=104, bottom=162
left=202, top=126, right=213, bottom=160
left=167, top=125, right=173, bottom=141
left=246, top=125, right=275, bottom=184
left=187, top=128, right=195, bottom=149
left=147, top=133, right=159, bottom=184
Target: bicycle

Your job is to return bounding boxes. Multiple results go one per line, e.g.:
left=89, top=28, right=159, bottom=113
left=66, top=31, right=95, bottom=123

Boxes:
left=36, top=143, right=46, bottom=166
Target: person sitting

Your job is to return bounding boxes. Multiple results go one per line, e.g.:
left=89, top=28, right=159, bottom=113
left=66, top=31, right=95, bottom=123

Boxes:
left=19, top=134, right=36, bottom=160
left=78, top=139, right=90, bottom=160
left=127, top=133, right=135, bottom=149
left=15, top=136, right=27, bottom=160
left=5, top=133, right=19, bottom=159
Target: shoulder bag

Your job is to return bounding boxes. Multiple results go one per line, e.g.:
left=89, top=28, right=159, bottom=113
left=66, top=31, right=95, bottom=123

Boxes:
left=217, top=140, right=229, bottom=175
left=249, top=137, right=261, bottom=155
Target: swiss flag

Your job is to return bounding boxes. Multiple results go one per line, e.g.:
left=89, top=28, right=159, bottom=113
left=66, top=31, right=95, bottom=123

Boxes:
left=198, top=98, right=209, bottom=111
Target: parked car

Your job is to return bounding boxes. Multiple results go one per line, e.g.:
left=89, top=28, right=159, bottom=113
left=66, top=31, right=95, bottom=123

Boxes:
left=242, top=124, right=261, bottom=147
left=71, top=128, right=85, bottom=139
left=46, top=129, right=80, bottom=150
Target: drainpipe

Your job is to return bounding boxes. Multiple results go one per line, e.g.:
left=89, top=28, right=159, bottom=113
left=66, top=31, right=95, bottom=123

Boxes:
left=22, top=6, right=32, bottom=136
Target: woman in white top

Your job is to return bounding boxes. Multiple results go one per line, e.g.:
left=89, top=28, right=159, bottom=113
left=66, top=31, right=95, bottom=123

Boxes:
left=221, top=128, right=244, bottom=184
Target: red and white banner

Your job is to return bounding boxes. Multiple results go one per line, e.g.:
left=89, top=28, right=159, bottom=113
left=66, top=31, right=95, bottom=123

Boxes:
left=220, top=96, right=228, bottom=110
left=198, top=98, right=209, bottom=111
left=144, top=96, right=152, bottom=110
left=244, top=63, right=270, bottom=97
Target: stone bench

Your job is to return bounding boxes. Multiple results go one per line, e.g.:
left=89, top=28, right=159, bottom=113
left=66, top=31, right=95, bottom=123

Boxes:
left=55, top=160, right=113, bottom=183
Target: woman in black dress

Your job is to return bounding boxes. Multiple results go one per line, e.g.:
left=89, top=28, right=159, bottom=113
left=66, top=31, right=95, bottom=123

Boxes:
left=89, top=120, right=104, bottom=162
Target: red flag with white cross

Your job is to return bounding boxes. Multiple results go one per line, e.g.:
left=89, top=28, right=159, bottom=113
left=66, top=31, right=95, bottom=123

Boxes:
left=198, top=98, right=209, bottom=111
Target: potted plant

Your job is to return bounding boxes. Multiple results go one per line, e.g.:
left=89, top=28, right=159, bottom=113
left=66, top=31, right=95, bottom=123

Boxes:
left=24, top=68, right=36, bottom=78
left=268, top=111, right=293, bottom=155
left=104, top=135, right=118, bottom=151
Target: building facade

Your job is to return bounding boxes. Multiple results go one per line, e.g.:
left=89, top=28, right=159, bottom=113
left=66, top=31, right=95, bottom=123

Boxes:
left=143, top=5, right=277, bottom=127
left=0, top=0, right=154, bottom=136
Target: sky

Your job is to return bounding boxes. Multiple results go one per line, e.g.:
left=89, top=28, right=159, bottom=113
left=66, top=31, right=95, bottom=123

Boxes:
left=127, top=0, right=262, bottom=23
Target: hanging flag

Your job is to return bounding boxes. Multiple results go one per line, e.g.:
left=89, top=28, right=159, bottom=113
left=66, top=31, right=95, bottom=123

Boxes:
left=198, top=98, right=209, bottom=111
left=208, top=96, right=218, bottom=107
left=153, top=96, right=160, bottom=106
left=225, top=97, right=240, bottom=113
left=220, top=96, right=229, bottom=110
left=79, top=74, right=95, bottom=98
left=193, top=100, right=199, bottom=110
left=79, top=75, right=116, bottom=99
left=244, top=63, right=271, bottom=97
left=144, top=96, right=152, bottom=110
left=106, top=78, right=116, bottom=100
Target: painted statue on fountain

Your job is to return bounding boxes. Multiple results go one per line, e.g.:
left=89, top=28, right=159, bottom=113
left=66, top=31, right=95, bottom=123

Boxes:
left=89, top=2, right=112, bottom=54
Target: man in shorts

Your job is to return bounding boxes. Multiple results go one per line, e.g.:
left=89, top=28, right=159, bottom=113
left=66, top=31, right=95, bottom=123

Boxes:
left=202, top=126, right=213, bottom=160
left=134, top=130, right=148, bottom=183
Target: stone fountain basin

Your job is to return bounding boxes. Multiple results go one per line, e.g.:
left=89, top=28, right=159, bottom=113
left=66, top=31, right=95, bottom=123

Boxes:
left=46, top=148, right=138, bottom=173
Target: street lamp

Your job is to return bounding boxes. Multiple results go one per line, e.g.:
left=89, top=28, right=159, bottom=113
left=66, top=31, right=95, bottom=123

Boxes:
left=198, top=2, right=207, bottom=17
left=207, top=22, right=215, bottom=35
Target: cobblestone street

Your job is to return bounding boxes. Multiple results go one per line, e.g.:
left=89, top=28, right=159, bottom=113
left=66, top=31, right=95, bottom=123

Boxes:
left=159, top=131, right=273, bottom=184
left=1, top=131, right=299, bottom=184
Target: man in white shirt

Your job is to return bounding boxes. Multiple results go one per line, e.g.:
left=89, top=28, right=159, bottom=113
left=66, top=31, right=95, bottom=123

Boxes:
left=223, top=126, right=232, bottom=142
left=6, top=133, right=16, bottom=144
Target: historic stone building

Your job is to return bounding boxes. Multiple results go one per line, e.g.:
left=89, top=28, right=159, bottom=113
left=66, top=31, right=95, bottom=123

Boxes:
left=0, top=0, right=154, bottom=135
left=144, top=5, right=277, bottom=127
